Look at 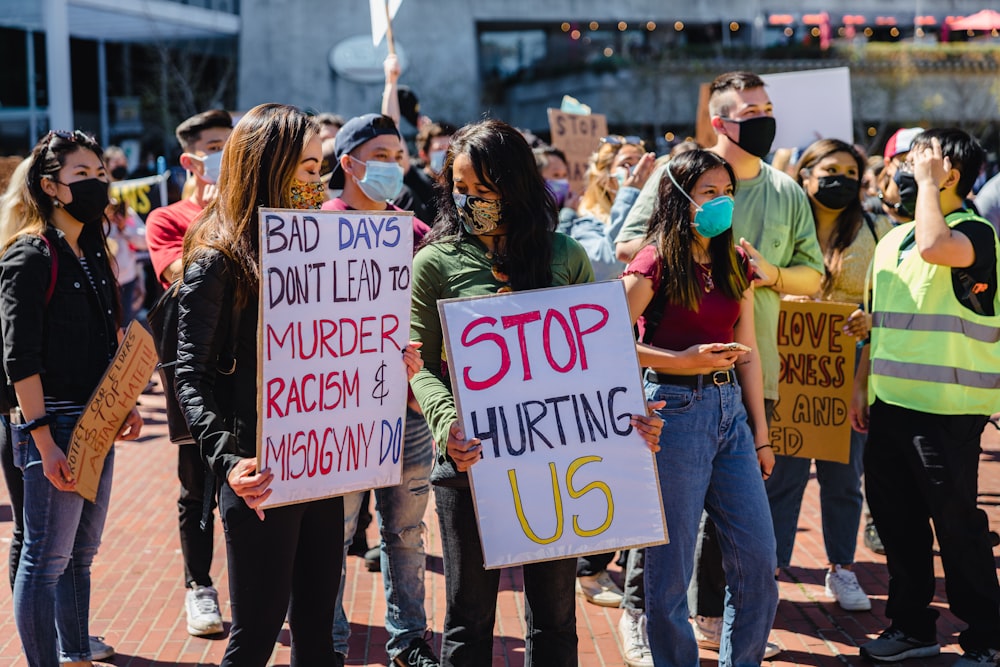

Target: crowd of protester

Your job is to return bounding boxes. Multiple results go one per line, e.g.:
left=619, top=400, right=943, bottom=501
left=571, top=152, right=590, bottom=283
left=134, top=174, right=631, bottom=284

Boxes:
left=0, top=60, right=999, bottom=667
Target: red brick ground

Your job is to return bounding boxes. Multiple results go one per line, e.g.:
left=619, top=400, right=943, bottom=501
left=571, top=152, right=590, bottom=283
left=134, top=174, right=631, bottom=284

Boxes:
left=1, top=380, right=998, bottom=666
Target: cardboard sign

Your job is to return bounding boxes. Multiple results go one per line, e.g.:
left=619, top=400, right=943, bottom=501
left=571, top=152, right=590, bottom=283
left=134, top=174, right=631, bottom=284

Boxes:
left=439, top=282, right=667, bottom=569
left=110, top=172, right=170, bottom=221
left=258, top=208, right=413, bottom=508
left=761, top=67, right=854, bottom=150
left=772, top=300, right=857, bottom=463
left=67, top=322, right=158, bottom=502
left=547, top=109, right=609, bottom=199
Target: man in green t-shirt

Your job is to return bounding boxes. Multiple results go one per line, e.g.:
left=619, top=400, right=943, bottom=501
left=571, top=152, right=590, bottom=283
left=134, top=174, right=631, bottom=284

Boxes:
left=615, top=71, right=823, bottom=655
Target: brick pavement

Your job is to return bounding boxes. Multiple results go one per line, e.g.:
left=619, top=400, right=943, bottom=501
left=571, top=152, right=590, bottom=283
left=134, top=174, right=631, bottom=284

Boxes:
left=0, top=380, right=998, bottom=666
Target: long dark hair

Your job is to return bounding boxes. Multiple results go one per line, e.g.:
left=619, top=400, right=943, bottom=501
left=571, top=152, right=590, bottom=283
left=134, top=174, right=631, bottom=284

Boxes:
left=424, top=119, right=556, bottom=291
left=643, top=149, right=746, bottom=311
left=184, top=103, right=319, bottom=306
left=794, top=138, right=865, bottom=299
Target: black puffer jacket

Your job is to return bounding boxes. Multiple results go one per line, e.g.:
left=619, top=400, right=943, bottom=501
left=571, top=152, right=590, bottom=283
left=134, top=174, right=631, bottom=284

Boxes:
left=175, top=250, right=257, bottom=480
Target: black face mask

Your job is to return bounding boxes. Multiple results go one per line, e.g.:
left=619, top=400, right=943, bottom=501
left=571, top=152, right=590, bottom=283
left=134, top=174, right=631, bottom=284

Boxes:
left=57, top=178, right=109, bottom=227
left=893, top=170, right=918, bottom=219
left=110, top=165, right=128, bottom=181
left=725, top=116, right=777, bottom=159
left=813, top=175, right=860, bottom=210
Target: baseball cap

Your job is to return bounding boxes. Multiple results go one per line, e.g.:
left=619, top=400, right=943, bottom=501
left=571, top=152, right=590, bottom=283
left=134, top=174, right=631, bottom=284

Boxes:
left=331, top=113, right=401, bottom=175
left=883, top=128, right=923, bottom=161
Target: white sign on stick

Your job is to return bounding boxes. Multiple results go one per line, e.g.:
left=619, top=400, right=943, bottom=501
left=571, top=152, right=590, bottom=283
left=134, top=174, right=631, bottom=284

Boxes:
left=439, top=281, right=668, bottom=569
left=761, top=67, right=854, bottom=150
left=258, top=208, right=413, bottom=508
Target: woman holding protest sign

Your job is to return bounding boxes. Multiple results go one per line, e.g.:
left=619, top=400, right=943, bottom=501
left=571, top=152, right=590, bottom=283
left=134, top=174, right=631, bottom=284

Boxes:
left=409, top=118, right=664, bottom=667
left=0, top=129, right=142, bottom=667
left=621, top=148, right=777, bottom=666
left=764, top=138, right=892, bottom=612
left=174, top=103, right=423, bottom=667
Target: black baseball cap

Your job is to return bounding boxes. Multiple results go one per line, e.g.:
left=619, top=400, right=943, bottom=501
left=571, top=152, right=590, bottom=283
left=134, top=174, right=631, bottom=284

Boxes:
left=331, top=113, right=401, bottom=175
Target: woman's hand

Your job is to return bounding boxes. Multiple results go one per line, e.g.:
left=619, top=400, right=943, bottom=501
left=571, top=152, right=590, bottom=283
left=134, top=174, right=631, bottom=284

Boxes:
left=739, top=238, right=778, bottom=289
left=37, top=434, right=76, bottom=492
left=227, top=458, right=274, bottom=520
left=632, top=400, right=665, bottom=453
left=681, top=343, right=747, bottom=369
left=623, top=152, right=657, bottom=190
left=403, top=341, right=424, bottom=381
left=849, top=383, right=870, bottom=433
left=842, top=308, right=871, bottom=339
left=116, top=406, right=143, bottom=441
left=758, top=443, right=776, bottom=480
left=446, top=421, right=481, bottom=472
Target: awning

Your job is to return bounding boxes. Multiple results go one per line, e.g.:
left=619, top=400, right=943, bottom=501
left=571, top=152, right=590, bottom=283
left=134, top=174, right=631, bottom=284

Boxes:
left=0, top=0, right=240, bottom=42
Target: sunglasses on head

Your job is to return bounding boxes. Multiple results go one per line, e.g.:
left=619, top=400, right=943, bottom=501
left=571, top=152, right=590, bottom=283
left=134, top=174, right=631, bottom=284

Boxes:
left=601, top=135, right=645, bottom=148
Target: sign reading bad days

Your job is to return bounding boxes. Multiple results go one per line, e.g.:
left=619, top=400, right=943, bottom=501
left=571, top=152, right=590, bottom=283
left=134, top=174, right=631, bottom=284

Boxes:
left=439, top=281, right=667, bottom=569
left=258, top=208, right=413, bottom=507
left=772, top=300, right=857, bottom=464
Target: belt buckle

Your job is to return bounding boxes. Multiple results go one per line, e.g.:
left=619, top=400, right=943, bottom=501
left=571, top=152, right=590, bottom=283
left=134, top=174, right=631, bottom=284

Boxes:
left=712, top=370, right=730, bottom=386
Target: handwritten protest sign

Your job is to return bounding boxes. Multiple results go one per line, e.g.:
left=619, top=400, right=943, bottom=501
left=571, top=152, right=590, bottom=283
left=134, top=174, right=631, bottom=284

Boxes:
left=772, top=300, right=857, bottom=463
left=547, top=109, right=609, bottom=198
left=67, top=322, right=158, bottom=502
left=258, top=208, right=413, bottom=508
left=440, top=282, right=667, bottom=569
left=110, top=171, right=170, bottom=221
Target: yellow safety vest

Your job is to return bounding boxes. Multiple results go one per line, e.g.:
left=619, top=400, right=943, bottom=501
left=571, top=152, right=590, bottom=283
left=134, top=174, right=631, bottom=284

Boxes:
left=869, top=210, right=1000, bottom=415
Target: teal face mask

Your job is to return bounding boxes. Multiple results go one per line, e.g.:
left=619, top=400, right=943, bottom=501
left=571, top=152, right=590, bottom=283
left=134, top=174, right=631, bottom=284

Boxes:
left=666, top=163, right=735, bottom=238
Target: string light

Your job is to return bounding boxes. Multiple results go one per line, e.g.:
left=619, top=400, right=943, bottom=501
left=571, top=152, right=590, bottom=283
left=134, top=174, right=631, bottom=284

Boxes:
left=811, top=27, right=820, bottom=37
left=561, top=22, right=570, bottom=32
left=863, top=27, right=874, bottom=37
left=604, top=47, right=614, bottom=56
left=889, top=27, right=899, bottom=37
left=571, top=29, right=581, bottom=40
left=783, top=27, right=793, bottom=36
left=589, top=21, right=599, bottom=30
left=618, top=21, right=628, bottom=31
left=867, top=127, right=877, bottom=137
left=646, top=21, right=656, bottom=31
left=664, top=132, right=675, bottom=141
left=674, top=21, right=684, bottom=31
left=730, top=22, right=740, bottom=32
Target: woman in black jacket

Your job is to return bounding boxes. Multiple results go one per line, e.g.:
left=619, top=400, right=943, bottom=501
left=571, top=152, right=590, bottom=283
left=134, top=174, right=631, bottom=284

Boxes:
left=0, top=130, right=142, bottom=667
left=175, top=103, right=421, bottom=667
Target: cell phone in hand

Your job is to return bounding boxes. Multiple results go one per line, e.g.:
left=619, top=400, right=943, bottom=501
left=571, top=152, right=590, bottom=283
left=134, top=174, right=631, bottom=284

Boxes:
left=719, top=342, right=752, bottom=353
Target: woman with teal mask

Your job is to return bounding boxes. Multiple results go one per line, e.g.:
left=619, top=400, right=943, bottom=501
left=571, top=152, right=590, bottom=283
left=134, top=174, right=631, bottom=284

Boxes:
left=621, top=148, right=779, bottom=666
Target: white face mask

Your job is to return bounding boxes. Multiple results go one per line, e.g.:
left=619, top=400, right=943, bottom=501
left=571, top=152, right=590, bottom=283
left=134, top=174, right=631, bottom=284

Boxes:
left=190, top=151, right=223, bottom=184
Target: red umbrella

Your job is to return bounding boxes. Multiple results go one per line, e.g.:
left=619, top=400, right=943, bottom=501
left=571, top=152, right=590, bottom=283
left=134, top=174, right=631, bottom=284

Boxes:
left=948, top=9, right=1000, bottom=31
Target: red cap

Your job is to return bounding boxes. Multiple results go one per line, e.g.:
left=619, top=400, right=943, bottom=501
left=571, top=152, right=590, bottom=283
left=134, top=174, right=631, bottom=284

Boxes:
left=883, top=128, right=922, bottom=161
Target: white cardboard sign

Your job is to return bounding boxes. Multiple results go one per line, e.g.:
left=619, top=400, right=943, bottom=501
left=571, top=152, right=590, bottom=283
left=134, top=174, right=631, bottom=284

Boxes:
left=439, top=281, right=668, bottom=568
left=258, top=208, right=413, bottom=507
left=761, top=67, right=854, bottom=149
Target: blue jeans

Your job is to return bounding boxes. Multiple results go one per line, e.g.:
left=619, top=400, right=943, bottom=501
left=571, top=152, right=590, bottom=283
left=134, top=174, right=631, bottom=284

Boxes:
left=766, top=427, right=866, bottom=567
left=643, top=379, right=777, bottom=667
left=334, top=409, right=434, bottom=659
left=12, top=413, right=115, bottom=667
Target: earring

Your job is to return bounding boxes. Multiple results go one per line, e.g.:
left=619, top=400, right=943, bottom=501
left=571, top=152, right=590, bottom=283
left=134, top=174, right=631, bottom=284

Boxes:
left=52, top=198, right=61, bottom=208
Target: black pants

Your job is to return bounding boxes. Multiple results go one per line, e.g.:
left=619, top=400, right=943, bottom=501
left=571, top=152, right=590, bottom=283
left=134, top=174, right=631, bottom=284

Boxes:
left=435, top=484, right=577, bottom=667
left=219, top=483, right=344, bottom=667
left=178, top=444, right=215, bottom=587
left=576, top=552, right=615, bottom=577
left=865, top=398, right=1000, bottom=652
left=0, top=420, right=23, bottom=591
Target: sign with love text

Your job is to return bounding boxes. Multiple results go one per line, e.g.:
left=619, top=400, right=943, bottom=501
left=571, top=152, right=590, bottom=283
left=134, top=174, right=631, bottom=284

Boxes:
left=258, top=208, right=413, bottom=507
left=772, top=300, right=857, bottom=464
left=440, top=282, right=667, bottom=568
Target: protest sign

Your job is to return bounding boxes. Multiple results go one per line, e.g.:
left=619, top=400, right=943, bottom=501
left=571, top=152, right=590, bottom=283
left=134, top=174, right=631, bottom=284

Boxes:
left=761, top=67, right=854, bottom=150
left=772, top=300, right=857, bottom=463
left=67, top=322, right=158, bottom=502
left=258, top=208, right=413, bottom=508
left=439, top=281, right=667, bottom=569
left=547, top=109, right=609, bottom=198
left=110, top=172, right=171, bottom=221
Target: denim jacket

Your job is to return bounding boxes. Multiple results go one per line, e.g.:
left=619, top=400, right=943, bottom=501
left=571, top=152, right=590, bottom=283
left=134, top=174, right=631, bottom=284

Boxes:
left=0, top=227, right=118, bottom=405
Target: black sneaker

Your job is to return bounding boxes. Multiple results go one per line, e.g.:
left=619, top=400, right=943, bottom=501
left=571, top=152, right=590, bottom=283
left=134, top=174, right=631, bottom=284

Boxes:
left=953, top=648, right=999, bottom=667
left=860, top=628, right=939, bottom=662
left=392, top=638, right=440, bottom=667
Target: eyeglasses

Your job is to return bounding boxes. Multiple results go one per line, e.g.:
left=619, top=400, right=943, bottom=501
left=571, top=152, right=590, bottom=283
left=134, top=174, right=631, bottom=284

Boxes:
left=601, top=135, right=645, bottom=148
left=44, top=129, right=90, bottom=145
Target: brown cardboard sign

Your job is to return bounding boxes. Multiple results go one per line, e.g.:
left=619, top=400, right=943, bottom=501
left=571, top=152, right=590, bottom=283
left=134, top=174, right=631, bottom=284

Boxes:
left=547, top=109, right=609, bottom=199
left=67, top=322, right=158, bottom=501
left=772, top=300, right=857, bottom=464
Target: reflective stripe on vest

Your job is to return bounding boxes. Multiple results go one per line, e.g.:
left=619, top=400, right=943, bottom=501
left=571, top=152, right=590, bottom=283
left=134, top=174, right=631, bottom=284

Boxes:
left=871, top=358, right=1000, bottom=390
left=873, top=311, right=1000, bottom=344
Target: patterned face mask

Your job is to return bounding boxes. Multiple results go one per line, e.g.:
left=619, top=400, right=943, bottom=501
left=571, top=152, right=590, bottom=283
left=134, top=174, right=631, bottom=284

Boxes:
left=453, top=192, right=502, bottom=234
left=288, top=178, right=326, bottom=209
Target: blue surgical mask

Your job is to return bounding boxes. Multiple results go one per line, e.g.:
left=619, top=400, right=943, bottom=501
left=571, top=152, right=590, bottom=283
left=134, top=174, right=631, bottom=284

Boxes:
left=428, top=149, right=447, bottom=175
left=353, top=158, right=404, bottom=202
left=666, top=163, right=735, bottom=238
left=192, top=151, right=223, bottom=184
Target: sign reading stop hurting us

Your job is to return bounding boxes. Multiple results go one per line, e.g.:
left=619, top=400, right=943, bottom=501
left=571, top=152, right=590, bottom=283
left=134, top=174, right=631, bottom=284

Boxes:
left=439, top=281, right=667, bottom=569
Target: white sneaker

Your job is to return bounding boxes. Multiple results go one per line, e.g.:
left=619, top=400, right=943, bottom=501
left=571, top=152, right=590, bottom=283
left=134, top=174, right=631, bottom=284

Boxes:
left=185, top=585, right=224, bottom=636
left=764, top=641, right=782, bottom=659
left=692, top=615, right=722, bottom=649
left=576, top=571, right=624, bottom=607
left=824, top=565, right=872, bottom=611
left=617, top=608, right=653, bottom=667
left=59, top=635, right=115, bottom=663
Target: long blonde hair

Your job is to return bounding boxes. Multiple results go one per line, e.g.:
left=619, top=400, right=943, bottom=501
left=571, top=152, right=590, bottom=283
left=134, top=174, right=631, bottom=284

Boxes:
left=0, top=158, right=30, bottom=249
left=577, top=141, right=622, bottom=223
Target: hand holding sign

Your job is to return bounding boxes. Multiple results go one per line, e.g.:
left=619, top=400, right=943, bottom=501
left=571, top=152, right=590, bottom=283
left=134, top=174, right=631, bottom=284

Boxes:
left=446, top=421, right=482, bottom=472
left=228, top=458, right=274, bottom=520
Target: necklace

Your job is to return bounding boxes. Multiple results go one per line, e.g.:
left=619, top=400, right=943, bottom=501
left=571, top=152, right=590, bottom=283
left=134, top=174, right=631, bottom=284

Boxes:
left=483, top=239, right=512, bottom=293
left=697, top=262, right=714, bottom=293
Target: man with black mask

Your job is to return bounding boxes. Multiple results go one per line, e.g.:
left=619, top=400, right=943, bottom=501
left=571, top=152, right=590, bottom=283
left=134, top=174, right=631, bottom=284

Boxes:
left=879, top=128, right=923, bottom=223
left=614, top=71, right=824, bottom=662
